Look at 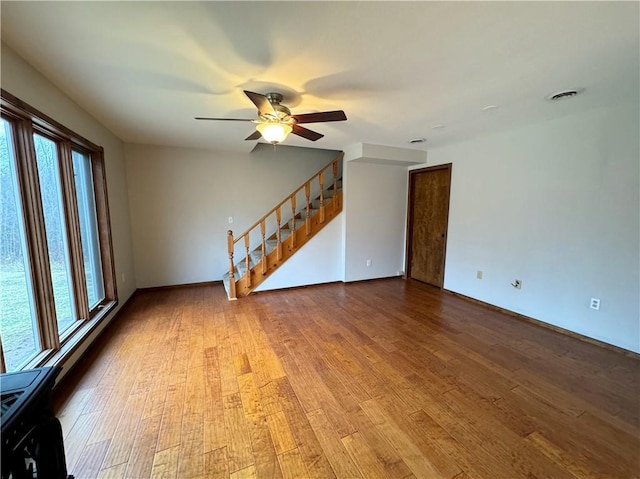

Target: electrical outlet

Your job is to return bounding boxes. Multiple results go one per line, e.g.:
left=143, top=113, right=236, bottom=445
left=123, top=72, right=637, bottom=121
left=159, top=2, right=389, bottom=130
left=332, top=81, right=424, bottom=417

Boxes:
left=228, top=216, right=234, bottom=224
left=366, top=259, right=372, bottom=267
left=512, top=279, right=522, bottom=289
left=476, top=270, right=483, bottom=280
left=121, top=273, right=126, bottom=283
left=590, top=297, right=601, bottom=310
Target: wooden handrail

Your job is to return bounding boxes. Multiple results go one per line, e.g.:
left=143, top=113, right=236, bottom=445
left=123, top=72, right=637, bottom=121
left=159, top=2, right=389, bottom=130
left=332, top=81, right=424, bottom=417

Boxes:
left=232, top=152, right=343, bottom=245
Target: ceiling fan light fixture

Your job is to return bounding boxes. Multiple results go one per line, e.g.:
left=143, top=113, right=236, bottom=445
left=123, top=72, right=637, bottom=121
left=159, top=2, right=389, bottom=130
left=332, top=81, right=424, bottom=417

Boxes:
left=256, top=122, right=292, bottom=144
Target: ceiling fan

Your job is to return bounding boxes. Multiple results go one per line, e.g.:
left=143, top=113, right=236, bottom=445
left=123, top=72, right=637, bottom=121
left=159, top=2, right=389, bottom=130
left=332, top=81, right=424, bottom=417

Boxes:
left=195, top=90, right=347, bottom=145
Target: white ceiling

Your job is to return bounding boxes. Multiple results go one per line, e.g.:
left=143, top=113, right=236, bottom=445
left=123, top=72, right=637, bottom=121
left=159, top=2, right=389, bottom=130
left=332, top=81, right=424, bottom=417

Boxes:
left=2, top=1, right=638, bottom=154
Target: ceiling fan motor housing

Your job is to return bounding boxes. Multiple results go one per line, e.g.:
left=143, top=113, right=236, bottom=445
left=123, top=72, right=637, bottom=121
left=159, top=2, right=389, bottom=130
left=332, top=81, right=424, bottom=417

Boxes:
left=265, top=92, right=284, bottom=104
left=263, top=93, right=292, bottom=122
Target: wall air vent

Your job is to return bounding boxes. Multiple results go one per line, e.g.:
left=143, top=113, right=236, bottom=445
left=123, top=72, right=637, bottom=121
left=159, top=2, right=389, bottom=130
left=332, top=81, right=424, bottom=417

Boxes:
left=546, top=88, right=585, bottom=101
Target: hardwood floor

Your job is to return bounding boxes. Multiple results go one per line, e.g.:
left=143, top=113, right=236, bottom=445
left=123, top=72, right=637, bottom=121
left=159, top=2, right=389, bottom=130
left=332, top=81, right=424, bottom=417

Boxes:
left=53, top=279, right=640, bottom=478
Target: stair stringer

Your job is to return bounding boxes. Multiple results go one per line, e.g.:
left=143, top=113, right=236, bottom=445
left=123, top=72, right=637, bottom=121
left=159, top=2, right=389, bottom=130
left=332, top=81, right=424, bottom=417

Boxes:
left=255, top=210, right=343, bottom=292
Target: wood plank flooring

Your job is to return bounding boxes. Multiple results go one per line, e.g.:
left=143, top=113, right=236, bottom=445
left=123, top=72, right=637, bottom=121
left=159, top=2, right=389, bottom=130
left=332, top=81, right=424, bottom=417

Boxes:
left=53, top=279, right=640, bottom=478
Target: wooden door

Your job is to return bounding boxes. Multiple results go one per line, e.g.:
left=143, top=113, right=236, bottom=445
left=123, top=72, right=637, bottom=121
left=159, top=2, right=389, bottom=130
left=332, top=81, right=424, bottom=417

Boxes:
left=407, top=164, right=452, bottom=287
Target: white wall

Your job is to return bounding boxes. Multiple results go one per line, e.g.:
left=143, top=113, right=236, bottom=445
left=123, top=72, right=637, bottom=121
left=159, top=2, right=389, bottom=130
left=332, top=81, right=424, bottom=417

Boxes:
left=1, top=44, right=137, bottom=374
left=343, top=160, right=409, bottom=282
left=125, top=143, right=339, bottom=288
left=424, top=104, right=639, bottom=353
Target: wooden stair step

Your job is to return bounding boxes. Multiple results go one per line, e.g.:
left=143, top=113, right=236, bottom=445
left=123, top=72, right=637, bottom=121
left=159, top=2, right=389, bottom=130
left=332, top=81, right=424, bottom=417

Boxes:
left=311, top=189, right=340, bottom=209
left=299, top=208, right=319, bottom=220
left=289, top=218, right=306, bottom=230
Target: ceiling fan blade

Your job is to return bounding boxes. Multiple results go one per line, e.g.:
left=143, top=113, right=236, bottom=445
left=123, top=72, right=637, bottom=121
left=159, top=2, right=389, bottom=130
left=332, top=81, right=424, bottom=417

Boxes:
left=244, top=90, right=276, bottom=116
left=291, top=110, right=347, bottom=124
left=292, top=124, right=324, bottom=141
left=245, top=130, right=262, bottom=141
left=194, top=117, right=254, bottom=121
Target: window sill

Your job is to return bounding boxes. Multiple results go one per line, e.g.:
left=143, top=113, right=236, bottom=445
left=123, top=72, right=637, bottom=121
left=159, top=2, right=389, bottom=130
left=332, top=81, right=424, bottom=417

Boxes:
left=25, top=299, right=119, bottom=371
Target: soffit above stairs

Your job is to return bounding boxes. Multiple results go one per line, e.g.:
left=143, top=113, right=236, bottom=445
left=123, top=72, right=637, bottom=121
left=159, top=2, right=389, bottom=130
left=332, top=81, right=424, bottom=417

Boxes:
left=344, top=143, right=426, bottom=167
left=250, top=143, right=341, bottom=156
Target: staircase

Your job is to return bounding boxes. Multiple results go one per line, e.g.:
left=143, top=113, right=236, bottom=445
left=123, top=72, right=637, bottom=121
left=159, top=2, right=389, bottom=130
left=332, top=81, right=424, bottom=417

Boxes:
left=223, top=153, right=343, bottom=299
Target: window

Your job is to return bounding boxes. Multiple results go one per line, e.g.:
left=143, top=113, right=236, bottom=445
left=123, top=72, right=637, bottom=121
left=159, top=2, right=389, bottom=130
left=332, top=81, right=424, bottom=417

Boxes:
left=72, top=150, right=105, bottom=309
left=34, top=133, right=77, bottom=334
left=0, top=91, right=117, bottom=372
left=0, top=119, right=40, bottom=371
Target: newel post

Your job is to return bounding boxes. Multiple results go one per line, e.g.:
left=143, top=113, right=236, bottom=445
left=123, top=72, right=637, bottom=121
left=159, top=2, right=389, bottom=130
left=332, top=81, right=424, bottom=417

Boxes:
left=227, top=230, right=237, bottom=299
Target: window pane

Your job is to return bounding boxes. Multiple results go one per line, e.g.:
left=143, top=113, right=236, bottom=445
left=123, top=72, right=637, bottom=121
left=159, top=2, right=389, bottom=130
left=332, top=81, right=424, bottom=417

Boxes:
left=33, top=134, right=76, bottom=333
left=0, top=119, right=40, bottom=370
left=72, top=150, right=104, bottom=308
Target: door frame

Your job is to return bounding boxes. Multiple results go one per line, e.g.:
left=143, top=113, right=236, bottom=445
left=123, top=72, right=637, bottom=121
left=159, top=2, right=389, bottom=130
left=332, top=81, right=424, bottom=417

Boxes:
left=405, top=163, right=452, bottom=288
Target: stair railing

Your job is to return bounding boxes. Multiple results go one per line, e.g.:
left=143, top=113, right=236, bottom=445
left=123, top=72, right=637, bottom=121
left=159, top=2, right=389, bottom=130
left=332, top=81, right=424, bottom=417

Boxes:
left=226, top=152, right=343, bottom=299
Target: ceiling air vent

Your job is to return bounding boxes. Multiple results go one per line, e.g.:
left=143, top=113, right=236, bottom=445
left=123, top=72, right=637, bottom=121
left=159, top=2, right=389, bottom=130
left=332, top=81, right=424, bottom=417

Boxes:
left=546, top=88, right=585, bottom=101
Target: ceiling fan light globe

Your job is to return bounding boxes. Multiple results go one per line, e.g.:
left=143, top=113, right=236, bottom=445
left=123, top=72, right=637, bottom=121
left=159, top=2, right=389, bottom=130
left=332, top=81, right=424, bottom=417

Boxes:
left=256, top=123, right=292, bottom=144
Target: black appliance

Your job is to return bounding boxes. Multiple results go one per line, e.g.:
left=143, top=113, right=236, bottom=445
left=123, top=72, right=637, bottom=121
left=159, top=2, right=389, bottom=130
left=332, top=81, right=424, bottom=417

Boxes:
left=1, top=366, right=72, bottom=479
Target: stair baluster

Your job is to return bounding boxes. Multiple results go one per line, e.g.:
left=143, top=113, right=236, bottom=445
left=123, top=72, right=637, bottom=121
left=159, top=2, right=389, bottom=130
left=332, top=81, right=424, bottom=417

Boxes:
left=260, top=219, right=267, bottom=275
left=305, top=183, right=311, bottom=235
left=244, top=233, right=251, bottom=287
left=319, top=170, right=325, bottom=223
left=276, top=206, right=283, bottom=261
left=290, top=195, right=297, bottom=248
left=226, top=230, right=237, bottom=299
left=333, top=160, right=339, bottom=211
